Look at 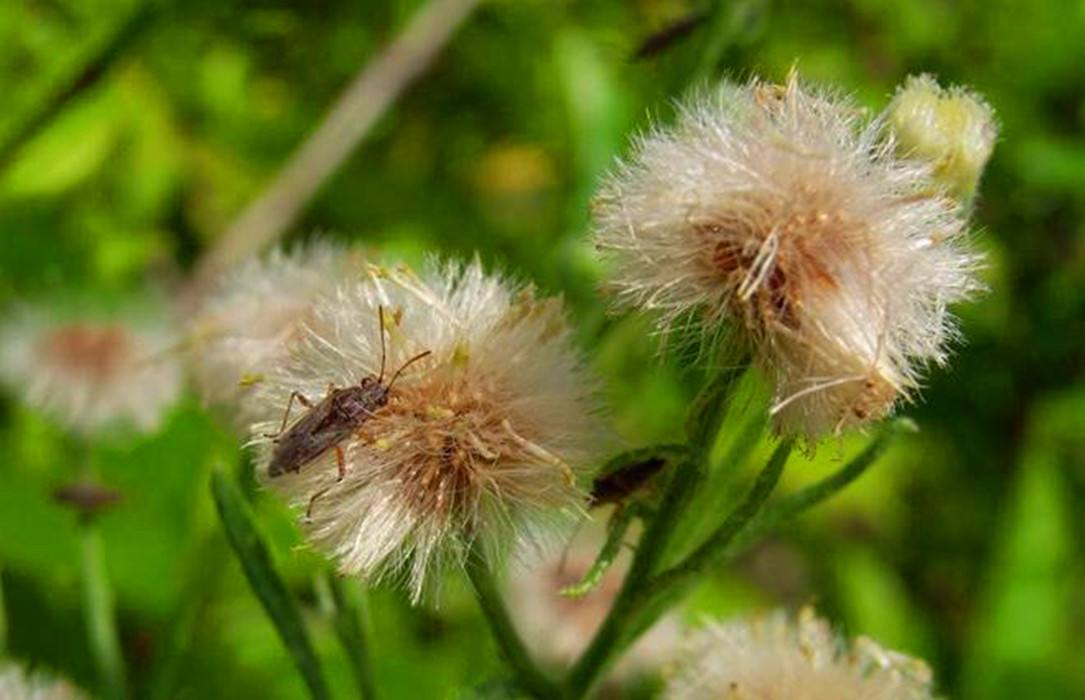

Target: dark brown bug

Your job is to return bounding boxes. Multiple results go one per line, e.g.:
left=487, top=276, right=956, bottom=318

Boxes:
left=265, top=307, right=430, bottom=515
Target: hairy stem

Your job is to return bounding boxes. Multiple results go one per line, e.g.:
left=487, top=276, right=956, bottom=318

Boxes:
left=465, top=550, right=560, bottom=699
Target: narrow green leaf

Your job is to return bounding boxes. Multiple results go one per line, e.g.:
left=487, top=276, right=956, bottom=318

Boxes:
left=210, top=466, right=331, bottom=700
left=560, top=505, right=638, bottom=598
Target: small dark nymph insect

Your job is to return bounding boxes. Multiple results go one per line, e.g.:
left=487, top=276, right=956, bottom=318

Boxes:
left=265, top=307, right=430, bottom=515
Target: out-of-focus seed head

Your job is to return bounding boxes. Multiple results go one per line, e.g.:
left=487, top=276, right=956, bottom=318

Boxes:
left=0, top=663, right=88, bottom=700
left=506, top=519, right=680, bottom=682
left=247, top=260, right=607, bottom=602
left=664, top=607, right=935, bottom=700
left=886, top=74, right=997, bottom=201
left=593, top=73, right=984, bottom=440
left=0, top=310, right=182, bottom=435
left=188, top=242, right=363, bottom=424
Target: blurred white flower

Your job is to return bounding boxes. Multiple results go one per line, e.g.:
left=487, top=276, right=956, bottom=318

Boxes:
left=665, top=608, right=934, bottom=700
left=593, top=73, right=984, bottom=440
left=506, top=518, right=680, bottom=683
left=886, top=74, right=998, bottom=201
left=0, top=310, right=182, bottom=435
left=247, top=260, right=607, bottom=602
left=188, top=241, right=364, bottom=424
left=0, top=663, right=87, bottom=700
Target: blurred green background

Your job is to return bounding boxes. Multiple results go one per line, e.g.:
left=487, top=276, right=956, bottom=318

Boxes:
left=0, top=0, right=1082, bottom=698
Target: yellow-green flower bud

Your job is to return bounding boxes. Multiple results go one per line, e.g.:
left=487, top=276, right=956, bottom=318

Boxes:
left=887, top=74, right=997, bottom=201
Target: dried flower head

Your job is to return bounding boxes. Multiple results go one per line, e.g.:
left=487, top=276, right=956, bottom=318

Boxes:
left=189, top=242, right=363, bottom=421
left=0, top=664, right=87, bottom=700
left=507, top=520, right=680, bottom=682
left=247, top=260, right=606, bottom=601
left=664, top=608, right=934, bottom=700
left=593, top=73, right=984, bottom=440
left=0, top=310, right=182, bottom=434
left=886, top=74, right=997, bottom=201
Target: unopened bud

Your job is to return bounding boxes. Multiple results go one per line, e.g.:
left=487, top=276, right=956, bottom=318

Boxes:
left=887, top=74, right=997, bottom=201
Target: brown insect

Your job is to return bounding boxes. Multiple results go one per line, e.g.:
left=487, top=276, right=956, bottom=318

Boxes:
left=265, top=307, right=430, bottom=515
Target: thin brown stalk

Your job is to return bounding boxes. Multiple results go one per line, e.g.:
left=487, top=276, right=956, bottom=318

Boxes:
left=191, top=0, right=481, bottom=294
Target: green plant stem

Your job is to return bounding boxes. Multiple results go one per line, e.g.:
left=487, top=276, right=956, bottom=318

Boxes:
left=81, top=522, right=125, bottom=700
left=646, top=438, right=794, bottom=596
left=564, top=457, right=701, bottom=698
left=327, top=574, right=379, bottom=700
left=211, top=467, right=331, bottom=700
left=631, top=428, right=897, bottom=642
left=465, top=550, right=559, bottom=699
left=733, top=426, right=898, bottom=550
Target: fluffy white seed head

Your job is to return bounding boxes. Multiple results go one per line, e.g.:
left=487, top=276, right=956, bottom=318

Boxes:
left=247, top=260, right=607, bottom=602
left=594, top=73, right=984, bottom=440
left=886, top=74, right=997, bottom=201
left=188, top=242, right=364, bottom=422
left=0, top=664, right=88, bottom=700
left=664, top=608, right=934, bottom=700
left=506, top=520, right=680, bottom=682
left=0, top=310, right=182, bottom=435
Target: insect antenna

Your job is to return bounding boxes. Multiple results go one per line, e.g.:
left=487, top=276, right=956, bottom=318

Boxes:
left=385, top=350, right=433, bottom=392
left=377, top=305, right=387, bottom=383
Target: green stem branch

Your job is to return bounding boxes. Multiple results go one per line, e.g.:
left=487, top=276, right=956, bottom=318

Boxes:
left=564, top=457, right=701, bottom=698
left=465, top=550, right=559, bottom=699
left=81, top=522, right=125, bottom=700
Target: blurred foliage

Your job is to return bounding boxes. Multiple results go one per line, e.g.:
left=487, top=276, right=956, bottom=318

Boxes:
left=0, top=0, right=1083, bottom=698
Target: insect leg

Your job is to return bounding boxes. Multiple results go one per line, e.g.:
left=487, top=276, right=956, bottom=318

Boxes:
left=334, top=445, right=346, bottom=481
left=305, top=485, right=331, bottom=520
left=264, top=391, right=314, bottom=438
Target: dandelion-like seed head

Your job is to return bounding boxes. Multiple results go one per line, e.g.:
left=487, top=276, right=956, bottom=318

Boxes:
left=189, top=241, right=363, bottom=419
left=664, top=608, right=934, bottom=700
left=0, top=311, right=181, bottom=434
left=594, top=73, right=985, bottom=440
left=0, top=664, right=87, bottom=700
left=248, top=260, right=606, bottom=602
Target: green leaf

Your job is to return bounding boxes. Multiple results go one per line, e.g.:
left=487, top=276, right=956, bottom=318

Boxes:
left=1, top=92, right=118, bottom=198
left=560, top=504, right=638, bottom=598
left=210, top=466, right=331, bottom=700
